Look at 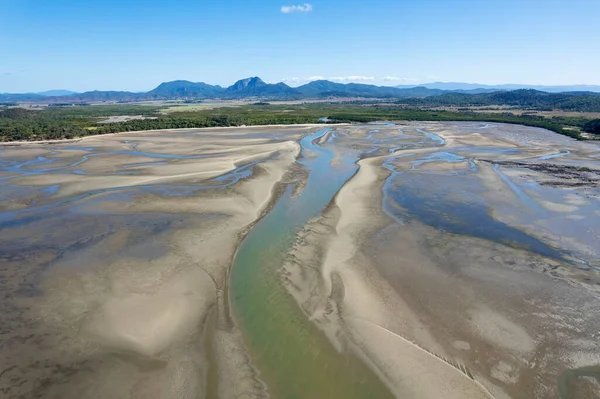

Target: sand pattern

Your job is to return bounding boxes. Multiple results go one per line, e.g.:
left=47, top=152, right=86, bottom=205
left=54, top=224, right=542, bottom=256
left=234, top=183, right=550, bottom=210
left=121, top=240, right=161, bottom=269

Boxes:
left=1, top=122, right=599, bottom=398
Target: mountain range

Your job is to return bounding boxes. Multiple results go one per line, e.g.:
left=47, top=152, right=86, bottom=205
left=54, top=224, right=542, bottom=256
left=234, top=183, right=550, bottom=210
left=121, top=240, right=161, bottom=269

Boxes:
left=395, top=82, right=600, bottom=93
left=2, top=77, right=600, bottom=103
left=401, top=89, right=600, bottom=112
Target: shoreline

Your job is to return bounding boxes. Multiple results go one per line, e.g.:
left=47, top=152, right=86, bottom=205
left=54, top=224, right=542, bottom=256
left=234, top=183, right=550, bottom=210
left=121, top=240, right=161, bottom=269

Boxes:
left=2, top=118, right=594, bottom=146
left=0, top=123, right=351, bottom=146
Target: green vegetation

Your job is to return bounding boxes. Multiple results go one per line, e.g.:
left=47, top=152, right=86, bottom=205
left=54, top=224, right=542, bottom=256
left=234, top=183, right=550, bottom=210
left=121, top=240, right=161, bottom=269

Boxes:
left=402, top=89, right=600, bottom=112
left=0, top=105, right=161, bottom=140
left=583, top=119, right=600, bottom=134
left=0, top=103, right=595, bottom=142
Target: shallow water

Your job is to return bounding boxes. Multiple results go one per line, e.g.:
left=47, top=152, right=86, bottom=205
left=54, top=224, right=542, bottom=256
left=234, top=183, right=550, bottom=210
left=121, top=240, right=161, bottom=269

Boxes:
left=383, top=174, right=566, bottom=261
left=230, top=128, right=395, bottom=398
left=229, top=123, right=597, bottom=398
left=0, top=147, right=223, bottom=181
left=558, top=365, right=600, bottom=399
left=539, top=150, right=571, bottom=160
left=2, top=123, right=599, bottom=398
left=229, top=123, right=598, bottom=398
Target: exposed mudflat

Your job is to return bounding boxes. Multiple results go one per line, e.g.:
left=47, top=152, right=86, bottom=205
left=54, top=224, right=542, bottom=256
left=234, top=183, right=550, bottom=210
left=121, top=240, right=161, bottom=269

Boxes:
left=282, top=122, right=600, bottom=399
left=0, top=126, right=312, bottom=398
left=1, top=122, right=599, bottom=399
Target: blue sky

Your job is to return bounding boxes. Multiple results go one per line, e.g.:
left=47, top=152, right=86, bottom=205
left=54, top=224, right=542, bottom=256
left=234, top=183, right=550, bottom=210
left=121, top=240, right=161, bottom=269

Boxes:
left=1, top=0, right=599, bottom=92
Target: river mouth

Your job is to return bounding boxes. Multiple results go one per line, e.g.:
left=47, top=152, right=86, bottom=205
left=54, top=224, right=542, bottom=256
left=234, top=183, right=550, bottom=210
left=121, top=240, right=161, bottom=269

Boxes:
left=1, top=123, right=599, bottom=398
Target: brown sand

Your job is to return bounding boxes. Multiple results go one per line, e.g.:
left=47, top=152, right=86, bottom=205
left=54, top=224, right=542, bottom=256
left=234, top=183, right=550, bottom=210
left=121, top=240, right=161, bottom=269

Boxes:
left=2, top=122, right=599, bottom=398
left=282, top=122, right=600, bottom=399
left=0, top=126, right=312, bottom=399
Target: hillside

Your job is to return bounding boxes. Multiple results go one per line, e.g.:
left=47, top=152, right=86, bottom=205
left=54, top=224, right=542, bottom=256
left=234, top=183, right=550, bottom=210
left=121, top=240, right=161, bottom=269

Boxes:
left=403, top=89, right=600, bottom=112
left=296, top=80, right=444, bottom=98
left=224, top=77, right=300, bottom=98
left=3, top=78, right=600, bottom=112
left=148, top=81, right=223, bottom=98
left=396, top=82, right=600, bottom=93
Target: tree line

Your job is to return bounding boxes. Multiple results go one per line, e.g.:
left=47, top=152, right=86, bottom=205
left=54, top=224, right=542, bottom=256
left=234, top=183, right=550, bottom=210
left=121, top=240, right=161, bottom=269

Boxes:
left=401, top=90, right=600, bottom=112
left=583, top=119, right=600, bottom=134
left=1, top=104, right=597, bottom=142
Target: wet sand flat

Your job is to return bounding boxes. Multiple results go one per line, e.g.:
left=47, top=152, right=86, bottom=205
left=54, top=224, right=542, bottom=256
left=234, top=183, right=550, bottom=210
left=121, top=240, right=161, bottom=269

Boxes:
left=282, top=122, right=600, bottom=399
left=1, top=122, right=599, bottom=399
left=0, top=125, right=316, bottom=399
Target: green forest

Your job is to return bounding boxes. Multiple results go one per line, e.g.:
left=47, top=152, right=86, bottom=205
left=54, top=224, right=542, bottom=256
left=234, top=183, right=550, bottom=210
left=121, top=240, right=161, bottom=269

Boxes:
left=583, top=119, right=600, bottom=134
left=401, top=90, right=600, bottom=112
left=1, top=103, right=597, bottom=142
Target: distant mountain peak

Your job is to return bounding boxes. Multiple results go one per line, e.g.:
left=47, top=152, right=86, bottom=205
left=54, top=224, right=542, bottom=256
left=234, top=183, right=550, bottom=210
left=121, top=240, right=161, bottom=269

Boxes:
left=395, top=81, right=600, bottom=93
left=4, top=77, right=600, bottom=104
left=146, top=80, right=224, bottom=98
left=223, top=77, right=298, bottom=98
left=227, top=77, right=266, bottom=91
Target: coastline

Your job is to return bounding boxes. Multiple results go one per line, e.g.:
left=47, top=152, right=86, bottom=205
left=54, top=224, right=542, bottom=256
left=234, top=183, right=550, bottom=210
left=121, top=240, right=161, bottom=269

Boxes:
left=0, top=123, right=351, bottom=146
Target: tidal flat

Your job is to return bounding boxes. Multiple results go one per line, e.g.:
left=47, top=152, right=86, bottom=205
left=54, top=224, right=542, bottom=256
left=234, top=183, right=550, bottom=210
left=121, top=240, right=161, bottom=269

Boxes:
left=0, top=123, right=599, bottom=399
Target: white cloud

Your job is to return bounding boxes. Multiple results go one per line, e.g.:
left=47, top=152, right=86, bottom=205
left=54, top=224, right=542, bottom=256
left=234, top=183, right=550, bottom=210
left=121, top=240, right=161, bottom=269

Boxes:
left=282, top=76, right=326, bottom=86
left=281, top=3, right=312, bottom=13
left=329, top=76, right=375, bottom=83
left=284, top=76, right=376, bottom=85
left=286, top=75, right=422, bottom=86
left=382, top=76, right=417, bottom=83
